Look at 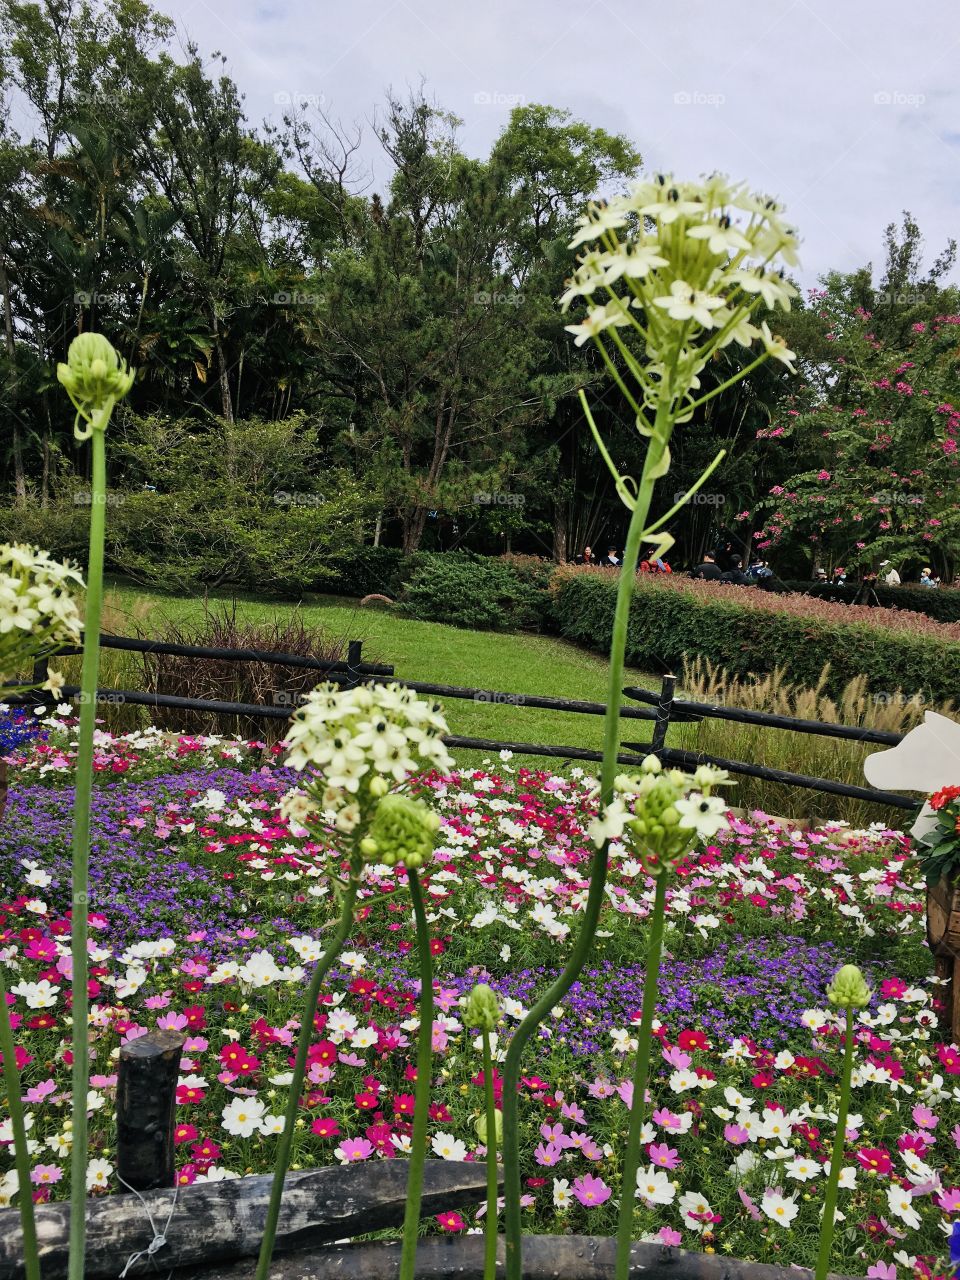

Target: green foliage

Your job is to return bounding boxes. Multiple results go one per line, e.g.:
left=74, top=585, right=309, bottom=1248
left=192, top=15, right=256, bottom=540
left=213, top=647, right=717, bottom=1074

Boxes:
left=401, top=554, right=541, bottom=631
left=551, top=570, right=960, bottom=703
left=775, top=580, right=960, bottom=623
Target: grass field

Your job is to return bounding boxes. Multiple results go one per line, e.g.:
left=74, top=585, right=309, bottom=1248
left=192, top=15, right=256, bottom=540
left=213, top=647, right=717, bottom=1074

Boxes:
left=84, top=580, right=661, bottom=771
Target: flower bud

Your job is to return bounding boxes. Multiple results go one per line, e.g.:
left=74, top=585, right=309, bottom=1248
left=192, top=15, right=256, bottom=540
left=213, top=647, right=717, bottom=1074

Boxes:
left=475, top=1109, right=503, bottom=1145
left=826, top=964, right=870, bottom=1010
left=464, top=983, right=500, bottom=1031
left=57, top=333, right=135, bottom=439
left=368, top=776, right=390, bottom=798
left=368, top=793, right=439, bottom=869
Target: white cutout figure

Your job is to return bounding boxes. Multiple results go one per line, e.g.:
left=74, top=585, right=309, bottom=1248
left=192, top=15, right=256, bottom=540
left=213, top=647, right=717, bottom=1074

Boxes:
left=864, top=710, right=960, bottom=844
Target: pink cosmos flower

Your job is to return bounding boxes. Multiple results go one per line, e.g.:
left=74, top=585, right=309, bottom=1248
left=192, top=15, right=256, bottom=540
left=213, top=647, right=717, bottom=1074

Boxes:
left=561, top=1101, right=585, bottom=1125
left=912, top=1104, right=937, bottom=1130
left=866, top=1264, right=896, bottom=1280
left=652, top=1107, right=683, bottom=1133
left=648, top=1142, right=680, bottom=1169
left=30, top=1164, right=63, bottom=1185
left=935, top=1186, right=960, bottom=1212
left=658, top=1227, right=682, bottom=1247
left=435, top=1211, right=465, bottom=1231
left=24, top=1079, right=56, bottom=1104
left=335, top=1138, right=374, bottom=1162
left=571, top=1173, right=611, bottom=1207
left=724, top=1124, right=750, bottom=1145
left=534, top=1142, right=563, bottom=1167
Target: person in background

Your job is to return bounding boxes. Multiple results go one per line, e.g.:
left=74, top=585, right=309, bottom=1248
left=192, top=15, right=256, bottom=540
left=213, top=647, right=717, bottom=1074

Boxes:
left=574, top=546, right=595, bottom=565
left=880, top=560, right=900, bottom=586
left=747, top=556, right=773, bottom=582
left=602, top=546, right=620, bottom=567
left=691, top=552, right=722, bottom=581
left=814, top=566, right=828, bottom=583
left=639, top=557, right=672, bottom=574
left=714, top=540, right=738, bottom=572
left=833, top=566, right=847, bottom=586
left=719, top=557, right=751, bottom=585
left=920, top=566, right=940, bottom=588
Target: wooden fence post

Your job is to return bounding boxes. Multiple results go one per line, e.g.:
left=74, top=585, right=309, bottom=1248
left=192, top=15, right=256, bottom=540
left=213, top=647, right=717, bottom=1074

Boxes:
left=117, top=1028, right=186, bottom=1191
left=650, top=673, right=676, bottom=754
left=345, top=640, right=363, bottom=690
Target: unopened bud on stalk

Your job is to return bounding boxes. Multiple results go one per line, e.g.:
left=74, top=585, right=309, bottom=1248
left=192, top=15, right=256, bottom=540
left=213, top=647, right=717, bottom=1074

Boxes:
left=465, top=983, right=501, bottom=1032
left=826, top=964, right=870, bottom=1010
left=57, top=333, right=135, bottom=439
left=368, top=792, right=440, bottom=868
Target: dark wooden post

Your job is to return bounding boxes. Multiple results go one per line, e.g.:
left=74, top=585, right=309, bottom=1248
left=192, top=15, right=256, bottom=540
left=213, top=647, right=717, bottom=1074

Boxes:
left=650, top=673, right=677, bottom=754
left=31, top=655, right=51, bottom=719
left=927, top=876, right=960, bottom=1043
left=345, top=639, right=363, bottom=690
left=117, top=1029, right=186, bottom=1190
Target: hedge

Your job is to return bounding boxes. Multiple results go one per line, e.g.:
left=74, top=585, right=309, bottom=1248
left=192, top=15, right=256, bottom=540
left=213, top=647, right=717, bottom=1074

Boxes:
left=774, top=580, right=960, bottom=624
left=550, top=567, right=960, bottom=703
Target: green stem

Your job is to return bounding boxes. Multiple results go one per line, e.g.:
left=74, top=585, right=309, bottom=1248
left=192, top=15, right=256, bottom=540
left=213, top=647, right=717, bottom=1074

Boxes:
left=614, top=872, right=669, bottom=1280
left=398, top=866, right=435, bottom=1280
left=0, top=968, right=40, bottom=1280
left=482, top=1029, right=499, bottom=1280
left=254, top=878, right=359, bottom=1280
left=68, top=425, right=106, bottom=1280
left=815, top=1008, right=855, bottom=1280
left=501, top=406, right=670, bottom=1280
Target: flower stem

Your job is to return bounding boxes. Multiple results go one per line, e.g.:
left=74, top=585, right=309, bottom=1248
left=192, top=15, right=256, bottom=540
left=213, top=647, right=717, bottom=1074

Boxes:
left=614, top=871, right=669, bottom=1280
left=500, top=413, right=669, bottom=1280
left=398, top=865, right=435, bottom=1280
left=0, top=968, right=40, bottom=1280
left=815, top=1008, right=855, bottom=1280
left=482, top=1029, right=499, bottom=1280
left=254, top=878, right=359, bottom=1280
left=68, top=424, right=106, bottom=1280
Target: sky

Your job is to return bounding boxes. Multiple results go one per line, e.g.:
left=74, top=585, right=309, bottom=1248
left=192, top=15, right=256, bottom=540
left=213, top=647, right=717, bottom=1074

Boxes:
left=31, top=0, right=960, bottom=287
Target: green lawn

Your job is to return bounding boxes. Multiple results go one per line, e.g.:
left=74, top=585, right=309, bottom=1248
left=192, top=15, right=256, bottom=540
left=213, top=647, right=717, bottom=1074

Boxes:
left=99, top=581, right=661, bottom=771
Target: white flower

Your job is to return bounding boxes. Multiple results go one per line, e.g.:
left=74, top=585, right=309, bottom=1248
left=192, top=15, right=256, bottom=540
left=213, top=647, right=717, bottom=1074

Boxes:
left=678, top=1190, right=714, bottom=1232
left=674, top=793, right=728, bottom=838
left=635, top=1165, right=676, bottom=1205
left=564, top=300, right=632, bottom=348
left=431, top=1132, right=467, bottom=1161
left=761, top=1190, right=799, bottom=1227
left=553, top=1177, right=572, bottom=1209
left=86, top=1159, right=113, bottom=1191
left=221, top=1096, right=266, bottom=1138
left=587, top=798, right=629, bottom=848
left=653, top=280, right=726, bottom=328
left=886, top=1184, right=921, bottom=1231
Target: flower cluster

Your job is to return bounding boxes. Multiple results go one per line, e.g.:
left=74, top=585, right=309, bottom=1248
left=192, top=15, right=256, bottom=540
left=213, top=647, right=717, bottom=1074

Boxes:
left=280, top=682, right=452, bottom=846
left=0, top=544, right=84, bottom=692
left=912, top=785, right=960, bottom=886
left=588, top=756, right=729, bottom=872
left=562, top=175, right=799, bottom=420
left=0, top=707, right=45, bottom=754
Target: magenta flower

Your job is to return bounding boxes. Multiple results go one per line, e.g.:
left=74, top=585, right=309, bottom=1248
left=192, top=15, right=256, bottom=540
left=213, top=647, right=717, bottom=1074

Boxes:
left=572, top=1173, right=611, bottom=1207
left=534, top=1141, right=563, bottom=1167
left=911, top=1104, right=937, bottom=1130
left=724, top=1123, right=750, bottom=1145
left=647, top=1141, right=680, bottom=1170
left=658, top=1227, right=682, bottom=1247
left=936, top=1186, right=960, bottom=1213
left=866, top=1264, right=896, bottom=1280
left=336, top=1137, right=374, bottom=1163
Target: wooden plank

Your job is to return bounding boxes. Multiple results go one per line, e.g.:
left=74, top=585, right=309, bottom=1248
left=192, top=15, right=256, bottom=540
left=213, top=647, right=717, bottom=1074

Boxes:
left=0, top=1161, right=498, bottom=1280
left=174, top=1234, right=863, bottom=1280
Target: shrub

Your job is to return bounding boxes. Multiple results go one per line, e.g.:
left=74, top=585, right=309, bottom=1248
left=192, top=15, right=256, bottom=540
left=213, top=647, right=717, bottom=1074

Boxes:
left=401, top=553, right=538, bottom=631
left=774, top=579, right=960, bottom=624
left=326, top=546, right=408, bottom=597
left=549, top=566, right=960, bottom=702
left=137, top=601, right=348, bottom=742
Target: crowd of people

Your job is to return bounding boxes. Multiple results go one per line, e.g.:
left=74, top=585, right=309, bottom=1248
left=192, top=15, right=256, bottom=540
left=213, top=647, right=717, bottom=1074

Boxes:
left=572, top=543, right=954, bottom=592
left=572, top=542, right=774, bottom=585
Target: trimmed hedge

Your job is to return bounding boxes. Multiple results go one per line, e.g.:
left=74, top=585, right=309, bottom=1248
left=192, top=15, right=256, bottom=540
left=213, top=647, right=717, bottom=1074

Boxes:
left=775, top=580, right=960, bottom=624
left=550, top=568, right=960, bottom=702
left=400, top=553, right=550, bottom=631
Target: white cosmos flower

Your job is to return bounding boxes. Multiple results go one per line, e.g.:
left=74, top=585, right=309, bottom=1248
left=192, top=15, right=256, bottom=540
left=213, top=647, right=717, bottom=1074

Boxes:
left=221, top=1096, right=266, bottom=1138
left=761, top=1190, right=799, bottom=1227
left=635, top=1165, right=676, bottom=1205
left=886, top=1184, right=922, bottom=1231
left=431, top=1132, right=468, bottom=1161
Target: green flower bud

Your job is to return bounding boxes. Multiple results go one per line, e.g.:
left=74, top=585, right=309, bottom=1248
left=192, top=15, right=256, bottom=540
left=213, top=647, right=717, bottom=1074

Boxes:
left=641, top=754, right=662, bottom=774
left=475, top=1109, right=503, bottom=1145
left=359, top=836, right=379, bottom=859
left=368, top=776, right=389, bottom=798
left=826, top=964, right=871, bottom=1010
left=57, top=332, right=135, bottom=439
left=368, top=793, right=439, bottom=870
left=464, top=983, right=500, bottom=1031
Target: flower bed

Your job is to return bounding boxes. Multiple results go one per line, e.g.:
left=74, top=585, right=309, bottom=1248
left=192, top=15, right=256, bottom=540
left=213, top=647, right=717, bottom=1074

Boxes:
left=0, top=720, right=957, bottom=1276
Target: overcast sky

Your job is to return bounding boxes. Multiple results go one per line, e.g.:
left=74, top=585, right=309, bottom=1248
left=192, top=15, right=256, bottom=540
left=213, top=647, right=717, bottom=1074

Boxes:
left=100, top=0, right=960, bottom=286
